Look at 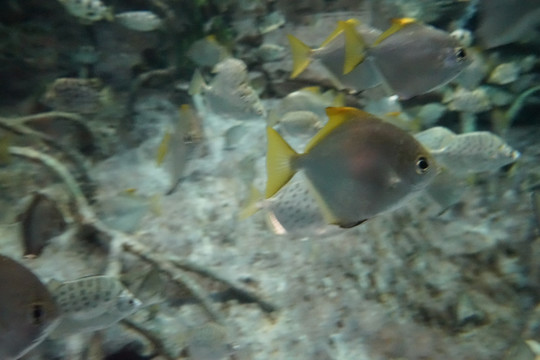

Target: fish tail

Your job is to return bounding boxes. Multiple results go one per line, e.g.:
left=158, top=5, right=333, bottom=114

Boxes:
left=340, top=20, right=366, bottom=74
left=238, top=184, right=263, bottom=220
left=265, top=127, right=298, bottom=198
left=188, top=69, right=206, bottom=96
left=287, top=34, right=312, bottom=79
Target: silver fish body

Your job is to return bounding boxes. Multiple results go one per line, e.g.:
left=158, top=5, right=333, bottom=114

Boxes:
left=48, top=275, right=142, bottom=337
left=370, top=22, right=470, bottom=99
left=0, top=254, right=60, bottom=360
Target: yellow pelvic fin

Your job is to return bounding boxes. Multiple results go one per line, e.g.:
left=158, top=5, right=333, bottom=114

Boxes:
left=188, top=69, right=205, bottom=96
left=331, top=92, right=345, bottom=107
left=341, top=20, right=366, bottom=74
left=265, top=127, right=298, bottom=198
left=238, top=184, right=263, bottom=220
left=156, top=131, right=172, bottom=166
left=373, top=17, right=417, bottom=46
left=303, top=107, right=368, bottom=152
left=287, top=34, right=313, bottom=79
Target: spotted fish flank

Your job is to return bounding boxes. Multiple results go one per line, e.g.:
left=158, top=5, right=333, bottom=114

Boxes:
left=48, top=275, right=142, bottom=337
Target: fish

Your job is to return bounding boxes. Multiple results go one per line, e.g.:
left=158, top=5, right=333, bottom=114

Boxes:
left=277, top=86, right=345, bottom=118
left=269, top=110, right=323, bottom=139
left=189, top=58, right=266, bottom=119
left=415, top=127, right=520, bottom=209
left=19, top=193, right=67, bottom=258
left=476, top=0, right=540, bottom=49
left=115, top=11, right=163, bottom=32
left=0, top=254, right=60, bottom=359
left=48, top=275, right=142, bottom=337
left=240, top=174, right=341, bottom=237
left=184, top=322, right=231, bottom=360
left=41, top=78, right=112, bottom=114
left=266, top=107, right=438, bottom=228
left=57, top=0, right=113, bottom=22
left=288, top=19, right=382, bottom=92
left=288, top=18, right=470, bottom=99
left=415, top=127, right=520, bottom=175
left=187, top=35, right=231, bottom=68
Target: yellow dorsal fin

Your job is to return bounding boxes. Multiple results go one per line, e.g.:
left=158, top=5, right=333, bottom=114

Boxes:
left=265, top=127, right=298, bottom=198
left=301, top=86, right=321, bottom=94
left=304, top=107, right=367, bottom=152
left=238, top=184, right=263, bottom=220
left=341, top=20, right=366, bottom=74
left=373, top=17, right=417, bottom=46
left=287, top=34, right=313, bottom=79
left=320, top=19, right=360, bottom=47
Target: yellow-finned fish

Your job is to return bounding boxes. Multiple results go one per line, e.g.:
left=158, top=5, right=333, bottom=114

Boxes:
left=288, top=18, right=470, bottom=99
left=265, top=107, right=437, bottom=228
left=0, top=254, right=60, bottom=360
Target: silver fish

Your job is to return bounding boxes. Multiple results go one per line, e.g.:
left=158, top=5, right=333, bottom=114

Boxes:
left=416, top=127, right=520, bottom=175
left=365, top=19, right=470, bottom=99
left=42, top=78, right=111, bottom=114
left=57, top=0, right=112, bottom=22
left=477, top=0, right=540, bottom=48
left=115, top=11, right=163, bottom=32
left=289, top=18, right=470, bottom=99
left=0, top=254, right=60, bottom=359
left=266, top=107, right=438, bottom=228
left=189, top=58, right=266, bottom=119
left=48, top=275, right=142, bottom=337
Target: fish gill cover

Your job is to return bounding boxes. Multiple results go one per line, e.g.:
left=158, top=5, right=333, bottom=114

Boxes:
left=0, top=0, right=539, bottom=359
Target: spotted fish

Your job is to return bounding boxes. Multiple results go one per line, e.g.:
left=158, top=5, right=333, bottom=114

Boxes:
left=48, top=275, right=142, bottom=337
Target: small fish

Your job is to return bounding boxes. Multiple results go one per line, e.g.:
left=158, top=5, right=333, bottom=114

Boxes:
left=189, top=58, right=266, bottom=119
left=266, top=107, right=437, bottom=228
left=240, top=175, right=340, bottom=237
left=187, top=35, right=231, bottom=68
left=48, top=275, right=142, bottom=337
left=185, top=322, right=231, bottom=360
left=268, top=110, right=323, bottom=140
left=57, top=0, right=113, bottom=22
left=0, top=254, right=60, bottom=359
left=415, top=127, right=520, bottom=209
left=289, top=18, right=469, bottom=99
left=278, top=86, right=345, bottom=118
left=288, top=19, right=382, bottom=91
left=115, top=11, right=163, bottom=32
left=430, top=132, right=520, bottom=175
left=19, top=193, right=67, bottom=258
left=477, top=0, right=540, bottom=48
left=42, top=78, right=111, bottom=114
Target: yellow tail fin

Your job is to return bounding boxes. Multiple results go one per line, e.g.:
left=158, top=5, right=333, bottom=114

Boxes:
left=266, top=127, right=298, bottom=198
left=238, top=185, right=263, bottom=220
left=287, top=34, right=312, bottom=79
left=341, top=20, right=366, bottom=74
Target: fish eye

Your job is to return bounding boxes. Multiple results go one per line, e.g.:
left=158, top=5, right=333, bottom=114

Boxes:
left=454, top=47, right=466, bottom=61
left=416, top=156, right=430, bottom=174
left=31, top=303, right=45, bottom=325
